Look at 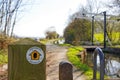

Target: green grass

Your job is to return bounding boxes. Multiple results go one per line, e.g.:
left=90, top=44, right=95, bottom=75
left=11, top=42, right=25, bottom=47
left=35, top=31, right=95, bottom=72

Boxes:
left=67, top=46, right=109, bottom=80
left=94, top=32, right=120, bottom=43
left=67, top=46, right=93, bottom=79
left=67, top=46, right=89, bottom=71
left=39, top=38, right=62, bottom=45
left=94, top=33, right=104, bottom=43
left=0, top=50, right=8, bottom=65
left=39, top=39, right=48, bottom=44
left=59, top=43, right=72, bottom=47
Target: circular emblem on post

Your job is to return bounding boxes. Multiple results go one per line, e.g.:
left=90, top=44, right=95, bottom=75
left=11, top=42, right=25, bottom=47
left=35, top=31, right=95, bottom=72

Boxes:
left=26, top=46, right=44, bottom=64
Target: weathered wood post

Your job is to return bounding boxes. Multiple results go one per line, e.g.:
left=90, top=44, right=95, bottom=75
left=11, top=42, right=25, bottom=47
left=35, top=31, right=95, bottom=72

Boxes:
left=59, top=61, right=73, bottom=80
left=76, top=49, right=87, bottom=64
left=8, top=38, right=46, bottom=80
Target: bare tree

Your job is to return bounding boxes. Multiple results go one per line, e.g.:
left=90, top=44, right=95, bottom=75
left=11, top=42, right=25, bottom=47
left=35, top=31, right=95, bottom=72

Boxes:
left=0, top=0, right=34, bottom=37
left=113, top=0, right=120, bottom=7
left=0, top=0, right=23, bottom=37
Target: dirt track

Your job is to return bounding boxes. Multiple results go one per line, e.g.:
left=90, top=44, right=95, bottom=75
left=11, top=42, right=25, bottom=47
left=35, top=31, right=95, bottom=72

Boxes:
left=46, top=44, right=87, bottom=80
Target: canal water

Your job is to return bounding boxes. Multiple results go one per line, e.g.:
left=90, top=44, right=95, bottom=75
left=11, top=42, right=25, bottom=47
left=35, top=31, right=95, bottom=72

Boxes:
left=87, top=52, right=120, bottom=78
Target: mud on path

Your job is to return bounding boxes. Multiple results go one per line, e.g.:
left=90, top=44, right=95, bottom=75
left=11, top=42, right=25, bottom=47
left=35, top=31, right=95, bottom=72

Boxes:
left=46, top=44, right=87, bottom=80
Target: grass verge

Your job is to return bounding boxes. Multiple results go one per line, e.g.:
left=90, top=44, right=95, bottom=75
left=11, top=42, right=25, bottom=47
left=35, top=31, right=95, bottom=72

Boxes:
left=66, top=46, right=109, bottom=80
left=0, top=50, right=8, bottom=65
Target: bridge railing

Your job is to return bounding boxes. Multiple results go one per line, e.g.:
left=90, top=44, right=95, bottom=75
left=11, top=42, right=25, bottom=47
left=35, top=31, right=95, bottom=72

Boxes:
left=93, top=47, right=105, bottom=80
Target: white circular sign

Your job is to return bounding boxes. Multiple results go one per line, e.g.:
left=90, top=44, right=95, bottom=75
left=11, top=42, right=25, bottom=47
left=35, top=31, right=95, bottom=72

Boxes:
left=26, top=46, right=44, bottom=64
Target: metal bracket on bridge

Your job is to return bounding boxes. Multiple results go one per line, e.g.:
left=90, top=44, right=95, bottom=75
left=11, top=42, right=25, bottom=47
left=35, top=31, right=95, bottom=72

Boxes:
left=93, top=47, right=105, bottom=80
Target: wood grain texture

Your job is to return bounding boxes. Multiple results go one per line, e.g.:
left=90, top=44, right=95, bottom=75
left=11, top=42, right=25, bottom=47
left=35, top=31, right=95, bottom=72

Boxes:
left=8, top=38, right=46, bottom=80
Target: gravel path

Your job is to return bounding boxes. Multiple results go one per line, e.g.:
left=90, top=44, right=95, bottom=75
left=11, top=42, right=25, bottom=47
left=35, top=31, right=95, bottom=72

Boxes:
left=46, top=44, right=87, bottom=80
left=0, top=64, right=7, bottom=80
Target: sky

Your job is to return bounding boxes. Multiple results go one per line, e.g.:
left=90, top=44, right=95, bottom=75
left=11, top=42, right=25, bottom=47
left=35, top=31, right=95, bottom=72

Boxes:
left=13, top=0, right=87, bottom=38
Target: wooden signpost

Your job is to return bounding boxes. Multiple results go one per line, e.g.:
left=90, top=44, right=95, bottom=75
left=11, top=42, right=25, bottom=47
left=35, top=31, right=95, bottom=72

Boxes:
left=8, top=38, right=46, bottom=80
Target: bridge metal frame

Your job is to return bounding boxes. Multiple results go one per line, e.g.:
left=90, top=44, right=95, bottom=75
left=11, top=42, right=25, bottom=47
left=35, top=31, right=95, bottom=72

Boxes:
left=93, top=47, right=105, bottom=80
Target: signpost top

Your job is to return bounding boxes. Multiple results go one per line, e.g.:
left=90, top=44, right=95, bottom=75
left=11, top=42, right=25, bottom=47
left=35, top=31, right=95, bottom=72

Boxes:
left=10, top=38, right=43, bottom=45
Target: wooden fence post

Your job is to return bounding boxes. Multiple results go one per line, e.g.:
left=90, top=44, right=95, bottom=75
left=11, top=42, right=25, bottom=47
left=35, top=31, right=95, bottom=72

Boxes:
left=8, top=38, right=46, bottom=80
left=59, top=61, right=73, bottom=80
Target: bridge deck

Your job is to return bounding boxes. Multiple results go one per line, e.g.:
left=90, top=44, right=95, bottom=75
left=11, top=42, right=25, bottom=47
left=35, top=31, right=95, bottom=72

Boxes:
left=83, top=46, right=104, bottom=51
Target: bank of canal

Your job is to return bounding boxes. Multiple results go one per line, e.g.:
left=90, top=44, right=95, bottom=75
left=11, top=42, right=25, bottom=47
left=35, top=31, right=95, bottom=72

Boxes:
left=86, top=48, right=120, bottom=79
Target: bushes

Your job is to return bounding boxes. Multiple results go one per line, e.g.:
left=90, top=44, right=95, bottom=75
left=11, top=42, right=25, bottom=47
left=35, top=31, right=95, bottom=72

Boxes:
left=64, top=18, right=91, bottom=45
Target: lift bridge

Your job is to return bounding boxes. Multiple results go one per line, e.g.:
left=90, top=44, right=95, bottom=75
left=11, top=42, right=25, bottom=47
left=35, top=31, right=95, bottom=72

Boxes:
left=73, top=11, right=120, bottom=49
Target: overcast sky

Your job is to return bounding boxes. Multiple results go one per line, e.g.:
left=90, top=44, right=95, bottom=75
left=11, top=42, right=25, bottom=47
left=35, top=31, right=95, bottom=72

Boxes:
left=13, top=0, right=87, bottom=38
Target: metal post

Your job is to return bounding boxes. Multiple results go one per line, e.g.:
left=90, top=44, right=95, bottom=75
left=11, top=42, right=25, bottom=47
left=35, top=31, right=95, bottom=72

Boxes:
left=92, top=16, right=94, bottom=45
left=93, top=47, right=105, bottom=80
left=103, top=11, right=106, bottom=49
